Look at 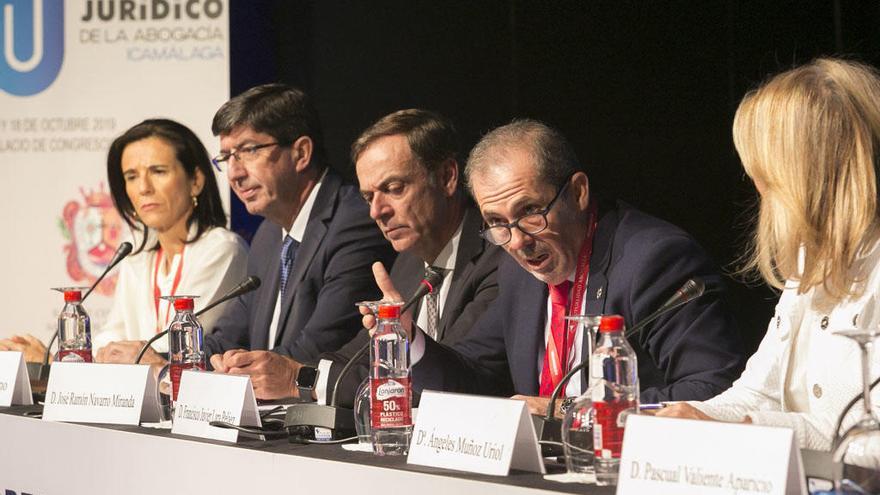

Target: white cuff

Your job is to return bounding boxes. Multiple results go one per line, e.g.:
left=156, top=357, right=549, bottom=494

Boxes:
left=316, top=359, right=333, bottom=405
left=688, top=400, right=749, bottom=423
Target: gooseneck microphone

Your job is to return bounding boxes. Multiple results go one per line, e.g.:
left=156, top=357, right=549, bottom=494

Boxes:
left=402, top=266, right=446, bottom=314
left=134, top=276, right=261, bottom=364
left=40, top=242, right=134, bottom=370
left=545, top=277, right=708, bottom=420
left=623, top=278, right=706, bottom=340
left=83, top=242, right=134, bottom=302
left=284, top=266, right=446, bottom=441
left=329, top=266, right=445, bottom=407
left=534, top=278, right=710, bottom=453
left=196, top=276, right=261, bottom=318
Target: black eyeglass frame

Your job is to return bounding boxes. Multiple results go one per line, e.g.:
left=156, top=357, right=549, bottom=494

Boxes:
left=211, top=142, right=282, bottom=171
left=479, top=176, right=572, bottom=246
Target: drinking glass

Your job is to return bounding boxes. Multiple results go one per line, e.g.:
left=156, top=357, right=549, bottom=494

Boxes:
left=830, top=326, right=880, bottom=493
left=560, top=314, right=602, bottom=480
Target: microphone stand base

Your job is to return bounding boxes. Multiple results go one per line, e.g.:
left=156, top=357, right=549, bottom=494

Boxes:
left=26, top=362, right=51, bottom=404
left=284, top=403, right=356, bottom=442
left=27, top=362, right=51, bottom=381
left=532, top=414, right=564, bottom=457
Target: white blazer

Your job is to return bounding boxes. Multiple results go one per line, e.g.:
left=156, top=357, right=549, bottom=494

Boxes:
left=693, top=244, right=880, bottom=451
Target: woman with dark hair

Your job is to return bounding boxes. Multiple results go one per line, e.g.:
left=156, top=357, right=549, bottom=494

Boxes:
left=107, top=118, right=230, bottom=254
left=1, top=119, right=247, bottom=362
left=96, top=118, right=248, bottom=358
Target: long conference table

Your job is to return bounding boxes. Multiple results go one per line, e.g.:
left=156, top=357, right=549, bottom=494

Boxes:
left=0, top=405, right=832, bottom=494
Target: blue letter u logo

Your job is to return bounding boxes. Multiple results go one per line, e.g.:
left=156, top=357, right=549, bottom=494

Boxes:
left=0, top=0, right=63, bottom=96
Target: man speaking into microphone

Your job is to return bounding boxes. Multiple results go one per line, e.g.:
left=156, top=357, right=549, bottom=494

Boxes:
left=372, top=119, right=745, bottom=415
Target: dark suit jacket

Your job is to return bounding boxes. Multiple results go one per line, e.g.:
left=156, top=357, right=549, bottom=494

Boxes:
left=204, top=169, right=396, bottom=363
left=414, top=200, right=745, bottom=403
left=318, top=206, right=504, bottom=407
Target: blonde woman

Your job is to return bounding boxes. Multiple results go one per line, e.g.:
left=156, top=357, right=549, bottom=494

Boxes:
left=659, top=58, right=880, bottom=451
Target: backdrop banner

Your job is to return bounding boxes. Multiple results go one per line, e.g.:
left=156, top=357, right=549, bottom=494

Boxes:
left=0, top=0, right=230, bottom=342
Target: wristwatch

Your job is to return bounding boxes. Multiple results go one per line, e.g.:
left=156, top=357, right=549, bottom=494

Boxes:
left=296, top=366, right=319, bottom=402
left=559, top=396, right=576, bottom=414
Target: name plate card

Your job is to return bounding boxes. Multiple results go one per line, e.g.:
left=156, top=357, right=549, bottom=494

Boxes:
left=42, top=362, right=159, bottom=424
left=170, top=370, right=260, bottom=443
left=0, top=351, right=33, bottom=406
left=407, top=391, right=545, bottom=476
left=618, top=415, right=806, bottom=495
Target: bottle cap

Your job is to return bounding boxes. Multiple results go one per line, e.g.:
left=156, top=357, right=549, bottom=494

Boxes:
left=63, top=290, right=82, bottom=302
left=598, top=314, right=625, bottom=333
left=173, top=298, right=194, bottom=311
left=377, top=304, right=401, bottom=319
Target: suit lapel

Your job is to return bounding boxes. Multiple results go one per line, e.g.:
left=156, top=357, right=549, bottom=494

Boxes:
left=515, top=277, right=547, bottom=396
left=437, top=207, right=484, bottom=339
left=273, top=172, right=341, bottom=345
left=252, top=223, right=283, bottom=350
left=391, top=252, right=425, bottom=302
left=581, top=201, right=619, bottom=390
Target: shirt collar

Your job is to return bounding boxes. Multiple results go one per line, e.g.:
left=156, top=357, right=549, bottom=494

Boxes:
left=284, top=169, right=327, bottom=241
left=425, top=219, right=464, bottom=271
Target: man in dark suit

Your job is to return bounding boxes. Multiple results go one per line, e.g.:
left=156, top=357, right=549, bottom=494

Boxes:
left=195, top=84, right=395, bottom=399
left=292, top=109, right=503, bottom=406
left=374, top=119, right=744, bottom=415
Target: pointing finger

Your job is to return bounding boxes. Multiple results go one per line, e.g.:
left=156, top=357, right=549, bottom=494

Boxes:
left=372, top=261, right=402, bottom=301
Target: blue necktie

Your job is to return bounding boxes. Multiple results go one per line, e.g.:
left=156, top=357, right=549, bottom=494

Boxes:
left=279, top=235, right=299, bottom=297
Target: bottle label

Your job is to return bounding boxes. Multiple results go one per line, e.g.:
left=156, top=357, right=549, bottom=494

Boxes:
left=370, top=377, right=412, bottom=429
left=170, top=362, right=205, bottom=401
left=57, top=349, right=93, bottom=363
left=593, top=399, right=637, bottom=459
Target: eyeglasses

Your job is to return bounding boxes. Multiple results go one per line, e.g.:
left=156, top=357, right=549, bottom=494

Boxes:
left=480, top=178, right=570, bottom=246
left=211, top=142, right=281, bottom=171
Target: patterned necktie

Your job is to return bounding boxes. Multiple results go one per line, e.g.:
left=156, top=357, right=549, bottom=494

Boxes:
left=279, top=235, right=299, bottom=297
left=424, top=266, right=446, bottom=341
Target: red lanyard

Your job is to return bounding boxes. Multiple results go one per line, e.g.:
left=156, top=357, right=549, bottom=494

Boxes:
left=546, top=199, right=598, bottom=385
left=152, top=246, right=185, bottom=332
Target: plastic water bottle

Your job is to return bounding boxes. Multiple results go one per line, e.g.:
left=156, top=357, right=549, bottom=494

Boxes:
left=56, top=289, right=93, bottom=363
left=591, top=314, right=639, bottom=486
left=370, top=302, right=412, bottom=455
left=165, top=296, right=205, bottom=403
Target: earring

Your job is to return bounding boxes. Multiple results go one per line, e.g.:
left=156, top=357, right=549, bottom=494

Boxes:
left=192, top=195, right=199, bottom=208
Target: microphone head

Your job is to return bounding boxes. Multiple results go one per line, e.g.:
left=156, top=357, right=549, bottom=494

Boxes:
left=111, top=241, right=133, bottom=265
left=117, top=241, right=133, bottom=255
left=194, top=276, right=263, bottom=318
left=81, top=241, right=134, bottom=304
left=242, top=276, right=261, bottom=291
left=678, top=278, right=706, bottom=303
left=422, top=266, right=445, bottom=294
